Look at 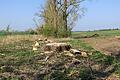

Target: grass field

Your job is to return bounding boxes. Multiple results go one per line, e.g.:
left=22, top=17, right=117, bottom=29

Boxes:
left=72, top=29, right=120, bottom=38
left=0, top=30, right=120, bottom=80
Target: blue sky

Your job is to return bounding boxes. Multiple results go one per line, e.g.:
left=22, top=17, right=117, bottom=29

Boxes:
left=0, top=0, right=120, bottom=31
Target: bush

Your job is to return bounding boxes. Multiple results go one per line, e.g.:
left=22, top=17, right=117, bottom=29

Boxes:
left=42, top=25, right=56, bottom=37
left=40, top=24, right=72, bottom=38
left=57, top=26, right=72, bottom=38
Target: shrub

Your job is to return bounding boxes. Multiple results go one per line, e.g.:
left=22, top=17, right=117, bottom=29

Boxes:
left=39, top=24, right=72, bottom=38
left=42, top=25, right=55, bottom=37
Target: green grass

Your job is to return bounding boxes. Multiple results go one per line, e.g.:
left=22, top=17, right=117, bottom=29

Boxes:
left=0, top=34, right=120, bottom=79
left=72, top=30, right=120, bottom=38
left=68, top=39, right=94, bottom=52
left=0, top=38, right=94, bottom=79
left=0, top=38, right=43, bottom=74
left=0, top=30, right=35, bottom=38
left=66, top=39, right=120, bottom=76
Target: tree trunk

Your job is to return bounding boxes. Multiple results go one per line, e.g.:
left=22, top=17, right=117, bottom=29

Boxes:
left=53, top=0, right=58, bottom=37
left=63, top=0, right=68, bottom=37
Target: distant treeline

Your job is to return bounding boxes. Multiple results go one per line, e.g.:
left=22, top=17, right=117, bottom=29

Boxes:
left=74, top=28, right=120, bottom=32
left=95, top=28, right=120, bottom=31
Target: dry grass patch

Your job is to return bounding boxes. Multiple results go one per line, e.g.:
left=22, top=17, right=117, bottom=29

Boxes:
left=0, top=35, right=44, bottom=45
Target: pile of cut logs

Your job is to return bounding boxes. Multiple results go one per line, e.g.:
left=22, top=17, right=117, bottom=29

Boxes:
left=32, top=38, right=88, bottom=57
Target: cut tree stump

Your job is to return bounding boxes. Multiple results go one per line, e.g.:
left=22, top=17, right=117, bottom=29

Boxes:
left=44, top=43, right=71, bottom=52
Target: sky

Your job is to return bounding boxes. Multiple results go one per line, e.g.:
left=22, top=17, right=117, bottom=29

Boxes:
left=0, top=0, right=120, bottom=31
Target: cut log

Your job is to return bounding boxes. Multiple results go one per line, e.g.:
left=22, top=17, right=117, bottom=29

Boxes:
left=44, top=40, right=53, bottom=44
left=35, top=41, right=39, bottom=47
left=33, top=46, right=38, bottom=51
left=44, top=43, right=71, bottom=52
left=70, top=49, right=88, bottom=57
left=38, top=38, right=43, bottom=41
left=81, top=52, right=88, bottom=57
left=70, top=49, right=81, bottom=54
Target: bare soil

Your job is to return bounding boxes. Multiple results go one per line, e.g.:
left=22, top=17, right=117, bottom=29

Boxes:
left=83, top=37, right=120, bottom=55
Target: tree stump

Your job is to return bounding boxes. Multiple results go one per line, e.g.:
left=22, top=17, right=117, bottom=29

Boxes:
left=44, top=43, right=71, bottom=52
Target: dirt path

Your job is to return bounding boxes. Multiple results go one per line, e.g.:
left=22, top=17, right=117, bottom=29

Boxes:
left=83, top=37, right=120, bottom=55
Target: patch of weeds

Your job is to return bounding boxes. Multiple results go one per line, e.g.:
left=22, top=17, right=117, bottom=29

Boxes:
left=90, top=51, right=115, bottom=65
left=68, top=39, right=94, bottom=52
left=103, top=56, right=114, bottom=65
left=115, top=64, right=120, bottom=76
left=13, top=50, right=33, bottom=57
left=50, top=70, right=68, bottom=80
left=90, top=51, right=105, bottom=60
left=113, top=58, right=120, bottom=75
left=79, top=68, right=95, bottom=80
left=1, top=76, right=22, bottom=80
left=65, top=66, right=95, bottom=80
